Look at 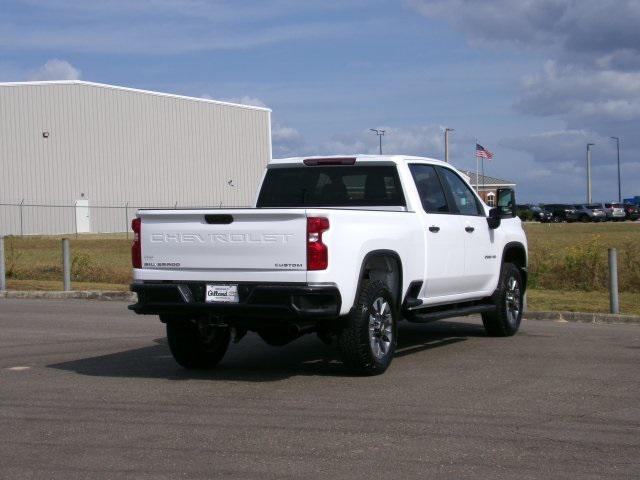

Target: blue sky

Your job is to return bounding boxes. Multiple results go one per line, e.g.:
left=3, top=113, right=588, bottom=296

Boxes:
left=1, top=0, right=638, bottom=203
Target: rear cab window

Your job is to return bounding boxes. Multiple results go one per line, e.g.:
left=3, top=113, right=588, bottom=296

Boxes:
left=257, top=165, right=406, bottom=208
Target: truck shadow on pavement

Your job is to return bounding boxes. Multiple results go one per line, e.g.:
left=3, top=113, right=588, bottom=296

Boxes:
left=48, top=320, right=485, bottom=382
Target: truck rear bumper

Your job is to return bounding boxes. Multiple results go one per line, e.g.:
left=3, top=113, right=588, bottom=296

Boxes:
left=128, top=282, right=341, bottom=320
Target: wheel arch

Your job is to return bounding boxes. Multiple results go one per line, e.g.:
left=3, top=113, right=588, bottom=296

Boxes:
left=354, top=250, right=403, bottom=310
left=501, top=242, right=528, bottom=291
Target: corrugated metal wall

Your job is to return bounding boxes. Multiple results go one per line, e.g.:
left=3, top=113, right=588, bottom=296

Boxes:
left=0, top=82, right=271, bottom=235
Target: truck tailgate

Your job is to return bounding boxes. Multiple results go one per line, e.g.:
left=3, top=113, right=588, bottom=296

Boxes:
left=139, top=209, right=307, bottom=273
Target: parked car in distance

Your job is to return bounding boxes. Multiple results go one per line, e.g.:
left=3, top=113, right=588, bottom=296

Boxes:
left=574, top=204, right=606, bottom=222
left=517, top=204, right=552, bottom=222
left=623, top=203, right=640, bottom=221
left=604, top=203, right=627, bottom=222
left=542, top=204, right=578, bottom=223
left=516, top=204, right=534, bottom=222
left=623, top=196, right=640, bottom=207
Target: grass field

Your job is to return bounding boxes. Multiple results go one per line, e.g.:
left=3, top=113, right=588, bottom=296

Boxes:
left=524, top=222, right=640, bottom=292
left=2, top=222, right=639, bottom=314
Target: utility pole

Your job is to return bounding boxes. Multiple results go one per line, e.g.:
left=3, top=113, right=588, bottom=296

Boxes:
left=586, top=143, right=594, bottom=203
left=444, top=128, right=454, bottom=163
left=610, top=136, right=621, bottom=203
left=370, top=129, right=385, bottom=155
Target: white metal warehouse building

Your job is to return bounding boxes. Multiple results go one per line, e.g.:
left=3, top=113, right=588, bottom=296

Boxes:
left=0, top=81, right=272, bottom=235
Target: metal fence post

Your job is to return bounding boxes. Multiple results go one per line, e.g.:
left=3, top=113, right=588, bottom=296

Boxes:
left=73, top=204, right=78, bottom=238
left=19, top=199, right=24, bottom=236
left=608, top=248, right=619, bottom=314
left=0, top=236, right=6, bottom=291
left=62, top=238, right=71, bottom=292
left=125, top=202, right=130, bottom=239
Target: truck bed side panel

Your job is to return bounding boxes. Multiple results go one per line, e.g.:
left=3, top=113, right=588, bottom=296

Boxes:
left=305, top=209, right=424, bottom=315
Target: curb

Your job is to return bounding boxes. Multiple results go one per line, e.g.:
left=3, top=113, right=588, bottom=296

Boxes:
left=525, top=311, right=640, bottom=325
left=0, top=290, right=137, bottom=302
left=1, top=291, right=639, bottom=325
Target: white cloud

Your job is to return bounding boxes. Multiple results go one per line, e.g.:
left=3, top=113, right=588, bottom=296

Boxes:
left=271, top=122, right=305, bottom=157
left=499, top=129, right=639, bottom=202
left=271, top=123, right=470, bottom=161
left=26, top=59, right=81, bottom=81
left=322, top=126, right=447, bottom=157
left=0, top=1, right=373, bottom=54
left=201, top=94, right=268, bottom=108
left=516, top=61, right=640, bottom=122
left=223, top=96, right=268, bottom=108
left=407, top=0, right=640, bottom=67
left=408, top=0, right=640, bottom=189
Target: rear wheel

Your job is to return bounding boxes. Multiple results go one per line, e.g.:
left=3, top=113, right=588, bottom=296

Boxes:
left=338, top=280, right=397, bottom=375
left=580, top=214, right=590, bottom=223
left=165, top=317, right=230, bottom=369
left=482, top=263, right=523, bottom=337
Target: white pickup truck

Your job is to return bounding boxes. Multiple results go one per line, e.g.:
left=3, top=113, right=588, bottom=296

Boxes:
left=129, top=155, right=527, bottom=375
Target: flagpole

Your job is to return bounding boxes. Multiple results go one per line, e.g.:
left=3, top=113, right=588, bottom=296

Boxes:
left=481, top=156, right=485, bottom=194
left=475, top=139, right=479, bottom=193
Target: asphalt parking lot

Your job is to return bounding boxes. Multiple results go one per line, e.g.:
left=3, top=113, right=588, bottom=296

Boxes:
left=1, top=299, right=639, bottom=479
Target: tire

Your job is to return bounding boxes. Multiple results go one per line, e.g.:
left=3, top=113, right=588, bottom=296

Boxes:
left=165, top=317, right=230, bottom=369
left=337, top=280, right=397, bottom=375
left=482, top=263, right=523, bottom=337
left=580, top=215, right=590, bottom=223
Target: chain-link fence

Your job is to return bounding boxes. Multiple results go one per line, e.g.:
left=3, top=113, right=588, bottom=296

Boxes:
left=0, top=201, right=175, bottom=237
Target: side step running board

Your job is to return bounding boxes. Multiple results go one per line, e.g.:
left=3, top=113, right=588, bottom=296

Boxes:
left=406, top=304, right=496, bottom=323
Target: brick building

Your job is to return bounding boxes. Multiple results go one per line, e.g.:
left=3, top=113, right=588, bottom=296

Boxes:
left=459, top=170, right=516, bottom=207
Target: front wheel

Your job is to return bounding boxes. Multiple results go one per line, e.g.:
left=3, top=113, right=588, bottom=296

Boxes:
left=337, top=280, right=397, bottom=375
left=165, top=317, right=230, bottom=369
left=482, top=263, right=523, bottom=337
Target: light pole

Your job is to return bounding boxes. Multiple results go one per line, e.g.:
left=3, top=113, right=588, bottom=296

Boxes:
left=444, top=128, right=454, bottom=163
left=370, top=128, right=385, bottom=155
left=610, top=136, right=621, bottom=203
left=586, top=143, right=594, bottom=203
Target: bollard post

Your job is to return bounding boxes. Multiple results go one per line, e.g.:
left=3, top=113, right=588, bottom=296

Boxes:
left=608, top=248, right=619, bottom=314
left=0, top=236, right=6, bottom=291
left=62, top=238, right=71, bottom=292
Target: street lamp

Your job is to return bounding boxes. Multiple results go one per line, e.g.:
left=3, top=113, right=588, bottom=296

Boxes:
left=444, top=128, right=454, bottom=163
left=610, top=136, right=621, bottom=203
left=586, top=143, right=595, bottom=203
left=370, top=129, right=385, bottom=155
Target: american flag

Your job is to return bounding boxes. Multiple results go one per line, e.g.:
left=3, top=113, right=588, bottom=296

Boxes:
left=475, top=143, right=494, bottom=159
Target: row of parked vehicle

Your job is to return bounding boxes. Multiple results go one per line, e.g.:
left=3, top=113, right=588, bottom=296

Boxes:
left=517, top=202, right=640, bottom=223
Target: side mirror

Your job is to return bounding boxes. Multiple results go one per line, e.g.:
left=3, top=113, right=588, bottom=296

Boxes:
left=487, top=207, right=501, bottom=229
left=497, top=188, right=516, bottom=218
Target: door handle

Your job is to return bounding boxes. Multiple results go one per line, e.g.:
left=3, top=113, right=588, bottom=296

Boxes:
left=465, top=226, right=475, bottom=233
left=429, top=226, right=440, bottom=233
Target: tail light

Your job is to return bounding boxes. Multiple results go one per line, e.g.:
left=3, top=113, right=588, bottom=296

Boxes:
left=307, top=217, right=329, bottom=270
left=131, top=218, right=142, bottom=268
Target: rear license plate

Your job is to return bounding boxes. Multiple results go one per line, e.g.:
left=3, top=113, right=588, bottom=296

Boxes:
left=205, top=284, right=239, bottom=303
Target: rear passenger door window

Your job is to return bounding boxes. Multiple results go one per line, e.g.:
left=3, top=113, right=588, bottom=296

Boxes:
left=437, top=167, right=481, bottom=216
left=409, top=164, right=450, bottom=213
